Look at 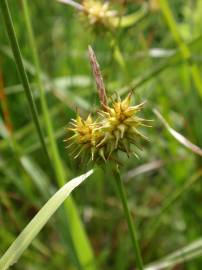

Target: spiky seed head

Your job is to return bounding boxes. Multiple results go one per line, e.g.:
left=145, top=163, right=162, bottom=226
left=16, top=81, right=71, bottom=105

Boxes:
left=66, top=114, right=107, bottom=162
left=65, top=93, right=151, bottom=164
left=97, top=93, right=151, bottom=158
left=66, top=114, right=96, bottom=159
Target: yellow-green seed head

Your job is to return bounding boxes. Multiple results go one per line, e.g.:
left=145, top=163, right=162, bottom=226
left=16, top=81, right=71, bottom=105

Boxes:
left=65, top=93, right=151, bottom=164
left=66, top=114, right=106, bottom=162
left=66, top=114, right=95, bottom=159
left=97, top=93, right=151, bottom=158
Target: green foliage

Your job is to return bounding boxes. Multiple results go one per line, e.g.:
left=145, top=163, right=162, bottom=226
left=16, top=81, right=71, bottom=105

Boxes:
left=1, top=0, right=202, bottom=269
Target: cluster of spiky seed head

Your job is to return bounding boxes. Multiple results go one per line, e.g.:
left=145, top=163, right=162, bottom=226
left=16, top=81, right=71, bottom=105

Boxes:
left=65, top=93, right=151, bottom=164
left=82, top=0, right=117, bottom=29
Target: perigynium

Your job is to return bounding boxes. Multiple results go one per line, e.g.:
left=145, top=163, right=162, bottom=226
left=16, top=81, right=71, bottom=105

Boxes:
left=66, top=93, right=151, bottom=163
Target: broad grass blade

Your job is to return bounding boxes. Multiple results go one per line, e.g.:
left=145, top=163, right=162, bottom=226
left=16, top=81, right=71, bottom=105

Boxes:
left=0, top=169, right=93, bottom=270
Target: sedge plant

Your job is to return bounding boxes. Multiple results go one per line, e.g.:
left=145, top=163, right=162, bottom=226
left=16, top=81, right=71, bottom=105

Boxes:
left=65, top=46, right=152, bottom=270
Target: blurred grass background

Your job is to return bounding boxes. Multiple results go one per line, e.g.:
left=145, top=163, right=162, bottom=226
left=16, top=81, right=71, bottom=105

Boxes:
left=1, top=0, right=202, bottom=269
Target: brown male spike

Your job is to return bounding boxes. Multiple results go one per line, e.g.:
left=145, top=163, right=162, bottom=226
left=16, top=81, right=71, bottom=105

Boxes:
left=88, top=45, right=108, bottom=109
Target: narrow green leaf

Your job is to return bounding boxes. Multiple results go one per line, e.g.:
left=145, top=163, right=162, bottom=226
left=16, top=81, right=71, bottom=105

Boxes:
left=0, top=169, right=93, bottom=270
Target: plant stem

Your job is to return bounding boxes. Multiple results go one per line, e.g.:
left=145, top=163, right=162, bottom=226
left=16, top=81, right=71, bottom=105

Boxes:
left=114, top=165, right=144, bottom=270
left=0, top=0, right=51, bottom=166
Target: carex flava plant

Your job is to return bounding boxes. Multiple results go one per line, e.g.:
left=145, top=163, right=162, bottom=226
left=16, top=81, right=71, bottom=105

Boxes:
left=66, top=47, right=150, bottom=165
left=65, top=46, right=151, bottom=269
left=58, top=0, right=117, bottom=30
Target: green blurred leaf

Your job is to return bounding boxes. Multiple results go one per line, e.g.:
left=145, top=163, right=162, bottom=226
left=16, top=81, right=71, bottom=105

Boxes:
left=145, top=238, right=202, bottom=270
left=111, top=5, right=148, bottom=28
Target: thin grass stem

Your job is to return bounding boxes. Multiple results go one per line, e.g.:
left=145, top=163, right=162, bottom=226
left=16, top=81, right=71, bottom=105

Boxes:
left=0, top=0, right=51, bottom=166
left=114, top=165, right=144, bottom=270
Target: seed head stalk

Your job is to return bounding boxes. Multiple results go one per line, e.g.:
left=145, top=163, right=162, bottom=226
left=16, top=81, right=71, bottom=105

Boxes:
left=113, top=165, right=144, bottom=270
left=87, top=47, right=144, bottom=269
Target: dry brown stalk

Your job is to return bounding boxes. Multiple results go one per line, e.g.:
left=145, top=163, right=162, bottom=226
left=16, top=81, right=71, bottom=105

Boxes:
left=88, top=45, right=108, bottom=109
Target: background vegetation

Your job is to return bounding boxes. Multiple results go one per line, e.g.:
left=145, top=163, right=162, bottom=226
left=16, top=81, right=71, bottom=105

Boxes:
left=1, top=0, right=202, bottom=269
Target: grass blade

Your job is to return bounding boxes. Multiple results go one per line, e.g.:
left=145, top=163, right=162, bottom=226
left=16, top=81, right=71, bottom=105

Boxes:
left=145, top=238, right=202, bottom=270
left=154, top=109, right=202, bottom=156
left=146, top=169, right=202, bottom=244
left=0, top=169, right=93, bottom=270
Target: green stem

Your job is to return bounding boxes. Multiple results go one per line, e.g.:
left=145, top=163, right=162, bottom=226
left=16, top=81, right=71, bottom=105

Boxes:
left=114, top=165, right=144, bottom=270
left=0, top=0, right=51, bottom=166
